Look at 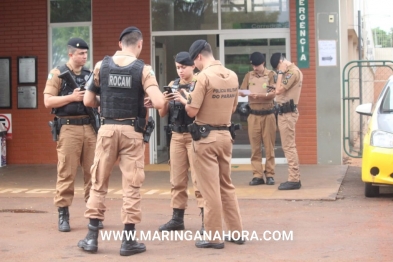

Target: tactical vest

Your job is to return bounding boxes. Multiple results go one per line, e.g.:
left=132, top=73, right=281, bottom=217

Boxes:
left=168, top=78, right=195, bottom=126
left=54, top=65, right=91, bottom=116
left=100, top=56, right=145, bottom=119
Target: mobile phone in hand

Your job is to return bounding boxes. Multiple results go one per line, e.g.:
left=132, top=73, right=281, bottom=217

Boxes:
left=163, top=86, right=173, bottom=94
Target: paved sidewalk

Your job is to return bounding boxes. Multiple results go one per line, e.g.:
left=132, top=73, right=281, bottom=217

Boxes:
left=0, top=164, right=347, bottom=200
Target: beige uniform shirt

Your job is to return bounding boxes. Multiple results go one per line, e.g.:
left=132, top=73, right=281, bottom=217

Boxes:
left=276, top=63, right=303, bottom=105
left=187, top=61, right=238, bottom=126
left=240, top=69, right=275, bottom=110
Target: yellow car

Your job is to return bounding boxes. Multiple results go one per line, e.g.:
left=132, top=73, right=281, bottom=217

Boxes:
left=356, top=77, right=393, bottom=197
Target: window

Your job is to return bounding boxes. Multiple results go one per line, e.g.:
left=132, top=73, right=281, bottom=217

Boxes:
left=221, top=0, right=289, bottom=29
left=151, top=0, right=219, bottom=31
left=49, top=0, right=92, bottom=69
left=381, top=86, right=393, bottom=113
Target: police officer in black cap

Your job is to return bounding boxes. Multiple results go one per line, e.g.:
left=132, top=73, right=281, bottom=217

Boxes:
left=44, top=37, right=99, bottom=232
left=269, top=53, right=303, bottom=190
left=77, top=26, right=165, bottom=256
left=158, top=51, right=204, bottom=234
left=239, top=52, right=277, bottom=186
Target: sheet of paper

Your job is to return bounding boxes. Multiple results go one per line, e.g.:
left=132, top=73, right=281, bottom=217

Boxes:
left=239, top=90, right=251, bottom=96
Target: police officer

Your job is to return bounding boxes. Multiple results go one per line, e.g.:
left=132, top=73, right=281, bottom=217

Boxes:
left=158, top=52, right=204, bottom=233
left=77, top=26, right=165, bottom=255
left=239, top=52, right=277, bottom=186
left=44, top=37, right=99, bottom=232
left=270, top=53, right=303, bottom=190
left=184, top=40, right=243, bottom=249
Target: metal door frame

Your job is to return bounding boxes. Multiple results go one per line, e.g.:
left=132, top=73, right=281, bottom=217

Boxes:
left=219, top=32, right=290, bottom=164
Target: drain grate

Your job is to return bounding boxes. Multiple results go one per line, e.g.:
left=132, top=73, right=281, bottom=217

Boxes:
left=0, top=209, right=47, bottom=213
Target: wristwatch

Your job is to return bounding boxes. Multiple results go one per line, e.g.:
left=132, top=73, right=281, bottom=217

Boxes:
left=277, top=70, right=285, bottom=74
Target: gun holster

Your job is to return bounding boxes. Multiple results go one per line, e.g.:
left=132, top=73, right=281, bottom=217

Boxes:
left=278, top=99, right=296, bottom=114
left=187, top=123, right=202, bottom=141
left=229, top=122, right=241, bottom=140
left=48, top=118, right=61, bottom=141
left=143, top=116, right=155, bottom=143
left=134, top=117, right=146, bottom=133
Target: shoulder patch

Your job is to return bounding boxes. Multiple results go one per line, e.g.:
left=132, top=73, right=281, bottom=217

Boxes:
left=189, top=81, right=196, bottom=92
left=47, top=73, right=53, bottom=80
left=187, top=94, right=192, bottom=104
left=149, top=69, right=155, bottom=76
left=283, top=79, right=288, bottom=85
left=285, top=72, right=293, bottom=79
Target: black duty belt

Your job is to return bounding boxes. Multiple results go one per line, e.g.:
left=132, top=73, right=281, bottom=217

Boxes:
left=206, top=125, right=229, bottom=131
left=249, top=108, right=275, bottom=115
left=171, top=124, right=189, bottom=133
left=101, top=118, right=135, bottom=126
left=58, top=118, right=90, bottom=125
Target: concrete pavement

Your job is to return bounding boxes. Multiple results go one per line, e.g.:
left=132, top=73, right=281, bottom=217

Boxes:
left=1, top=164, right=393, bottom=261
left=0, top=164, right=347, bottom=200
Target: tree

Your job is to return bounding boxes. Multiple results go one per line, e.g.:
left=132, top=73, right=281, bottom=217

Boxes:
left=372, top=27, right=393, bottom=47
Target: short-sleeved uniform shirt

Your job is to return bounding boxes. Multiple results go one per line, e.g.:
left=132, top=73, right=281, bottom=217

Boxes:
left=240, top=69, right=275, bottom=110
left=44, top=62, right=89, bottom=118
left=187, top=61, right=238, bottom=126
left=93, top=51, right=158, bottom=93
left=44, top=62, right=83, bottom=96
left=276, top=63, right=303, bottom=105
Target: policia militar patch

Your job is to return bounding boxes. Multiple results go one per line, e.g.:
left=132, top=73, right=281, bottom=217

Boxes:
left=108, top=74, right=132, bottom=88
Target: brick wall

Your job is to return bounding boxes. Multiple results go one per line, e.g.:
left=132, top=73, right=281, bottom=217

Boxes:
left=289, top=0, right=317, bottom=164
left=0, top=0, right=152, bottom=164
left=0, top=0, right=317, bottom=165
left=0, top=0, right=50, bottom=164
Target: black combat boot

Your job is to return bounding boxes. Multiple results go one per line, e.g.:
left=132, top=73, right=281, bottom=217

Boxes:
left=58, top=207, right=70, bottom=232
left=158, top=208, right=185, bottom=231
left=199, top=208, right=205, bottom=235
left=120, top=230, right=146, bottom=256
left=77, top=224, right=99, bottom=253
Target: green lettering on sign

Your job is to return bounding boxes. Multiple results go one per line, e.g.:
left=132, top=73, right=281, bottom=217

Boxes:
left=296, top=0, right=309, bottom=68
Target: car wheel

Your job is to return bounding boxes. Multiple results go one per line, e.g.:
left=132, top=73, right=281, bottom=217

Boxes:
left=364, top=182, right=379, bottom=197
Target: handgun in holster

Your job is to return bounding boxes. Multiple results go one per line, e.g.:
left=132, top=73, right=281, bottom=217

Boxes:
left=143, top=116, right=155, bottom=143
left=229, top=122, right=241, bottom=140
left=187, top=122, right=202, bottom=141
left=48, top=118, right=61, bottom=141
left=289, top=99, right=296, bottom=112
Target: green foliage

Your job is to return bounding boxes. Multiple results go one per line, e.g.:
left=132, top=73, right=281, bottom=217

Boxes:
left=372, top=27, right=393, bottom=47
left=51, top=26, right=91, bottom=68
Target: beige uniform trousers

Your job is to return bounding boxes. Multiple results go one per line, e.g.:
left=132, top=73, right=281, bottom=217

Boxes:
left=192, top=130, right=243, bottom=243
left=248, top=113, right=276, bottom=178
left=85, top=124, right=145, bottom=224
left=54, top=124, right=96, bottom=207
left=277, top=112, right=300, bottom=182
left=170, top=132, right=204, bottom=209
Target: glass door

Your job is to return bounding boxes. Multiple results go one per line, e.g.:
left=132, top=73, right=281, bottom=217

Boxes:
left=219, top=33, right=289, bottom=164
